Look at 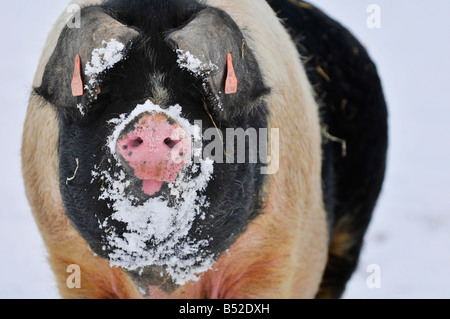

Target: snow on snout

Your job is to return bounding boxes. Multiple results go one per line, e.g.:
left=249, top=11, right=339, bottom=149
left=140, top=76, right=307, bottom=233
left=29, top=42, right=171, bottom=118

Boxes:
left=91, top=100, right=215, bottom=285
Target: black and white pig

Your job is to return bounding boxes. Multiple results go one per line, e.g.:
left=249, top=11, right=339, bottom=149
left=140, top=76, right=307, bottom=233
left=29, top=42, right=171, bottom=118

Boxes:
left=22, top=0, right=387, bottom=299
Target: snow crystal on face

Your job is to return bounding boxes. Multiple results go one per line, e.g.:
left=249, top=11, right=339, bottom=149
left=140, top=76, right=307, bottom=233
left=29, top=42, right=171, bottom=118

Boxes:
left=76, top=103, right=85, bottom=116
left=176, top=49, right=217, bottom=77
left=215, top=93, right=224, bottom=111
left=176, top=50, right=223, bottom=112
left=93, top=100, right=215, bottom=286
left=84, top=39, right=127, bottom=96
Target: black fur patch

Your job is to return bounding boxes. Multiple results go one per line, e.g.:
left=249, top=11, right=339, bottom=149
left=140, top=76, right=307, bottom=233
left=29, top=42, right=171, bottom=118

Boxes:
left=268, top=0, right=388, bottom=298
left=35, top=0, right=270, bottom=292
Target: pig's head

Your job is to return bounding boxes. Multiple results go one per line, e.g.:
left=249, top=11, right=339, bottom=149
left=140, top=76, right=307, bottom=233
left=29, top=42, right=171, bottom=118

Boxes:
left=35, top=3, right=269, bottom=293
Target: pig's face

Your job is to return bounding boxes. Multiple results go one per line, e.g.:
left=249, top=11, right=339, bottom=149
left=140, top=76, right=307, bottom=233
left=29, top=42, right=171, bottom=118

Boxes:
left=35, top=5, right=270, bottom=291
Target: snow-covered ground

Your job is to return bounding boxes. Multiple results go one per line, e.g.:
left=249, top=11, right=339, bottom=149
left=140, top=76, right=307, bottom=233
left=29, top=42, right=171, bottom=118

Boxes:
left=0, top=0, right=448, bottom=299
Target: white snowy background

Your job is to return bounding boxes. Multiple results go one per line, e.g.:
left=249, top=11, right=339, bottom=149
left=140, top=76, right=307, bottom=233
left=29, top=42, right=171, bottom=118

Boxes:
left=0, top=0, right=448, bottom=299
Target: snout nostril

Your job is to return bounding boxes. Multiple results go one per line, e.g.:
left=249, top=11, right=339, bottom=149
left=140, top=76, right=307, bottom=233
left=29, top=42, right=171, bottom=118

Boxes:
left=164, top=137, right=180, bottom=149
left=130, top=137, right=144, bottom=148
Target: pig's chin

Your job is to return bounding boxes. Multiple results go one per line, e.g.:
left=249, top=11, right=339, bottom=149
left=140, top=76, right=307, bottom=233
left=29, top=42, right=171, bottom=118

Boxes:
left=93, top=158, right=216, bottom=286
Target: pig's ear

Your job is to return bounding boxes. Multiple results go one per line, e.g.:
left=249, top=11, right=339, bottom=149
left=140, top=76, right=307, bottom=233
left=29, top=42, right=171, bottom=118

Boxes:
left=35, top=7, right=140, bottom=109
left=166, top=7, right=269, bottom=121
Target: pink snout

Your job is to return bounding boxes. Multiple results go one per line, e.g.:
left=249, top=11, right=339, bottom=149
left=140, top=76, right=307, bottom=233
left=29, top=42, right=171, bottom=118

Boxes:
left=117, top=113, right=191, bottom=196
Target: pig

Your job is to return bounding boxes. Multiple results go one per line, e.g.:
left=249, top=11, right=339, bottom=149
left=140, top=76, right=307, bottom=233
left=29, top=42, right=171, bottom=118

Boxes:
left=22, top=0, right=387, bottom=299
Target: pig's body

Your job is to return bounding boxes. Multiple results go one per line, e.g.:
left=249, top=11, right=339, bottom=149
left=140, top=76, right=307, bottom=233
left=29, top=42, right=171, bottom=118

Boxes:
left=22, top=0, right=387, bottom=299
